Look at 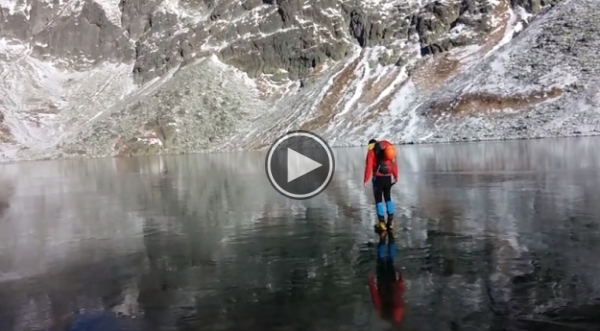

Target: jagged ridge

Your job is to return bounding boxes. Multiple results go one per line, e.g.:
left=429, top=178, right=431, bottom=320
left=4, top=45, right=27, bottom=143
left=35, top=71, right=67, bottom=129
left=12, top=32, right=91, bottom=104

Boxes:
left=0, top=0, right=587, bottom=162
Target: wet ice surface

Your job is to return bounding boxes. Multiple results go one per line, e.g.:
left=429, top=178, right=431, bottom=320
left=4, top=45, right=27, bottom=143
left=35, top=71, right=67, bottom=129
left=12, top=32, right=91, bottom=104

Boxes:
left=1, top=137, right=600, bottom=331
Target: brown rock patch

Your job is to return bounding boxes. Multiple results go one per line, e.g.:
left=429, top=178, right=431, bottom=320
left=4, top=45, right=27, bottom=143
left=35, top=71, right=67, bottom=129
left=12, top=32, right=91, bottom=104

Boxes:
left=308, top=63, right=330, bottom=78
left=412, top=0, right=514, bottom=92
left=29, top=101, right=60, bottom=114
left=143, top=118, right=179, bottom=148
left=0, top=112, right=13, bottom=143
left=477, top=0, right=511, bottom=55
left=360, top=67, right=402, bottom=104
left=113, top=136, right=130, bottom=154
left=0, top=124, right=13, bottom=143
left=25, top=114, right=42, bottom=128
left=361, top=78, right=410, bottom=122
left=299, top=55, right=362, bottom=131
left=411, top=54, right=462, bottom=92
left=430, top=86, right=564, bottom=117
left=255, top=77, right=273, bottom=100
left=63, top=148, right=87, bottom=155
left=251, top=141, right=270, bottom=150
left=113, top=136, right=162, bottom=157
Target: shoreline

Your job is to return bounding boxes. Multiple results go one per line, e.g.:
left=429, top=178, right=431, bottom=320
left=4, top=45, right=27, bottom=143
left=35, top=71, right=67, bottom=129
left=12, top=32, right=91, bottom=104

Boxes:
left=2, top=132, right=599, bottom=165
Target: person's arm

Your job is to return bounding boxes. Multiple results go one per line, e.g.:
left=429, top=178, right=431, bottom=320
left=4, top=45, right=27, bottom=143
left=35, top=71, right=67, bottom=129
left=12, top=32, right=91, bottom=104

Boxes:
left=368, top=275, right=381, bottom=310
left=391, top=158, right=399, bottom=182
left=363, top=151, right=374, bottom=184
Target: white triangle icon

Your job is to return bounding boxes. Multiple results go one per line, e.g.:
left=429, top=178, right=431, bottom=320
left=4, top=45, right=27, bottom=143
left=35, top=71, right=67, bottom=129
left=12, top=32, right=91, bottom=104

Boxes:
left=287, top=148, right=322, bottom=182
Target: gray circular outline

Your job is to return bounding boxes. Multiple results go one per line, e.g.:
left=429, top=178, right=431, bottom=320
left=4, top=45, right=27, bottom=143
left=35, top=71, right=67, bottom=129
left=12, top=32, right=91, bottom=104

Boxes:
left=265, top=130, right=335, bottom=200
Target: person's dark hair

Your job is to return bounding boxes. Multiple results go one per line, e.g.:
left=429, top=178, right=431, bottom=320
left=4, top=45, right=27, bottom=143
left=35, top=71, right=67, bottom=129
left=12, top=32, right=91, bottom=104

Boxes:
left=368, top=139, right=377, bottom=145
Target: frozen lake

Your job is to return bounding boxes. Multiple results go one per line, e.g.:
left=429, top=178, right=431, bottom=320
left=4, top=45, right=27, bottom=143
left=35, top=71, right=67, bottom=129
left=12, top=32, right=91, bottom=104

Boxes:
left=1, top=137, right=600, bottom=330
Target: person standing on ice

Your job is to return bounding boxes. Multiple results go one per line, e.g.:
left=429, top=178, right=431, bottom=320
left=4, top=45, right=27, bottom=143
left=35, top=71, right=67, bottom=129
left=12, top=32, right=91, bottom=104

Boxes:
left=364, top=138, right=398, bottom=232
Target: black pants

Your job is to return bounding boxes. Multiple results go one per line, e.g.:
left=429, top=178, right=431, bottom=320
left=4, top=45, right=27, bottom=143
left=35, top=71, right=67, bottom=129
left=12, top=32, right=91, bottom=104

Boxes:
left=373, top=176, right=394, bottom=221
left=373, top=176, right=392, bottom=204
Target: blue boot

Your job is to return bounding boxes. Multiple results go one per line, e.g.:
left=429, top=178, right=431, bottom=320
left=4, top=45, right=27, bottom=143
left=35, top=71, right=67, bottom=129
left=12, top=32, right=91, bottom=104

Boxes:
left=375, top=202, right=386, bottom=231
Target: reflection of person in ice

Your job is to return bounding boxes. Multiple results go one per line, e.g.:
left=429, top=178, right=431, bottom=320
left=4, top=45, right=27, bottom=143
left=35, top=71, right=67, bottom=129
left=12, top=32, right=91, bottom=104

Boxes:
left=368, top=231, right=406, bottom=325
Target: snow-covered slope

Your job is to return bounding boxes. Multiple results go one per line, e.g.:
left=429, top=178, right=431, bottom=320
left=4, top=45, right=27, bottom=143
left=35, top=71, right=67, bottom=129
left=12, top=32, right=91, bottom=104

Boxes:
left=0, top=0, right=590, bottom=162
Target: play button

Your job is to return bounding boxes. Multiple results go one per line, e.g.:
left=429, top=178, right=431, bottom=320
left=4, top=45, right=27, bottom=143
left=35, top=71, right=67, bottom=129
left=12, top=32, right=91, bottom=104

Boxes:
left=265, top=130, right=335, bottom=200
left=287, top=148, right=323, bottom=182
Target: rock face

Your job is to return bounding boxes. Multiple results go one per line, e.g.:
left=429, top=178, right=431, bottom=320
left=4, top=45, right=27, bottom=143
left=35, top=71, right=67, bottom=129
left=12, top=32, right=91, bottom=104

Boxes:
left=0, top=0, right=134, bottom=68
left=1, top=0, right=596, bottom=162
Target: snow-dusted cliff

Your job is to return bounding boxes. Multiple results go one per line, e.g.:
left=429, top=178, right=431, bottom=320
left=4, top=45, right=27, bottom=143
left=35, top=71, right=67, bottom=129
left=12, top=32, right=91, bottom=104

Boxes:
left=1, top=0, right=595, bottom=162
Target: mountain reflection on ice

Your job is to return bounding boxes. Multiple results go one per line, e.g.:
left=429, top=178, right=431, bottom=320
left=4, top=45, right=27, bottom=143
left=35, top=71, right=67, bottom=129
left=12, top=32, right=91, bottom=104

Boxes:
left=0, top=137, right=599, bottom=330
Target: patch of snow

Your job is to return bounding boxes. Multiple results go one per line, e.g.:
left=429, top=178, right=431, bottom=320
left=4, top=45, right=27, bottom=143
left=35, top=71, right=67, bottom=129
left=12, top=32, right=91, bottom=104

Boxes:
left=514, top=5, right=533, bottom=22
left=0, top=38, right=29, bottom=59
left=388, top=70, right=415, bottom=117
left=92, top=0, right=122, bottom=27
left=379, top=68, right=411, bottom=113
left=392, top=82, right=422, bottom=141
left=310, top=45, right=362, bottom=116
left=321, top=7, right=342, bottom=19
left=447, top=23, right=467, bottom=38
left=139, top=137, right=163, bottom=146
left=229, top=4, right=274, bottom=24
left=156, top=0, right=191, bottom=18
left=492, top=5, right=518, bottom=54
left=0, top=0, right=21, bottom=15
left=334, top=52, right=370, bottom=119
left=0, top=37, right=136, bottom=159
left=208, top=54, right=258, bottom=91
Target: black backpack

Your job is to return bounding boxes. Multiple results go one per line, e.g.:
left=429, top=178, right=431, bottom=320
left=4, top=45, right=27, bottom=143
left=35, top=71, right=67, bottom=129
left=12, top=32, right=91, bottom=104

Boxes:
left=373, top=143, right=390, bottom=175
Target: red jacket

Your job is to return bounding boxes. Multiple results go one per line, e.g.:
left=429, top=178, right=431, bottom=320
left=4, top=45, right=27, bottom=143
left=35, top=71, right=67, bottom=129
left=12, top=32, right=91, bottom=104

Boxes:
left=364, top=140, right=398, bottom=184
left=368, top=274, right=406, bottom=323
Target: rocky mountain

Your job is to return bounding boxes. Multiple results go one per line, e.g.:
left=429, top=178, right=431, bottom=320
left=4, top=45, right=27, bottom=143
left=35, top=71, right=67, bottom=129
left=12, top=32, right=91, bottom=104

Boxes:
left=0, top=0, right=592, bottom=162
